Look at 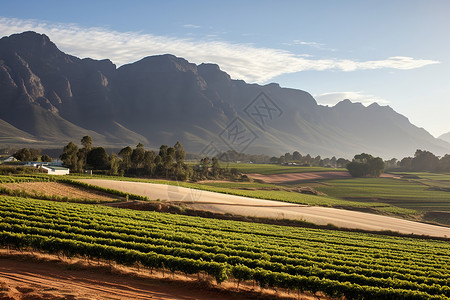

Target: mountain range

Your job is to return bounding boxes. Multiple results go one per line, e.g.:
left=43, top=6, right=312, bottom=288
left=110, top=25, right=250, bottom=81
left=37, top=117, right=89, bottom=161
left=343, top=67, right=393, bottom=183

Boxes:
left=439, top=132, right=450, bottom=145
left=0, top=31, right=449, bottom=158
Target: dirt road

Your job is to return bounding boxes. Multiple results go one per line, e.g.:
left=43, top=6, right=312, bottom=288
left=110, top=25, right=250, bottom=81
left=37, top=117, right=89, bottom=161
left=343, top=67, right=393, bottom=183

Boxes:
left=80, top=179, right=450, bottom=238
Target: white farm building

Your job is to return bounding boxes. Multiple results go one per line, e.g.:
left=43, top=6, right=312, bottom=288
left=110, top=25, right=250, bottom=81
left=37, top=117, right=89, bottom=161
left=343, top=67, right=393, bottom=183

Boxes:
left=40, top=165, right=70, bottom=175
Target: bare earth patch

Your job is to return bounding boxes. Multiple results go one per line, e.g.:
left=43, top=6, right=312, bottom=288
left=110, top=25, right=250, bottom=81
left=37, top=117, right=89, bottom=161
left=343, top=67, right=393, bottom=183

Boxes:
left=79, top=179, right=450, bottom=238
left=247, top=172, right=399, bottom=184
left=247, top=171, right=352, bottom=184
left=0, top=182, right=121, bottom=202
left=0, top=250, right=320, bottom=300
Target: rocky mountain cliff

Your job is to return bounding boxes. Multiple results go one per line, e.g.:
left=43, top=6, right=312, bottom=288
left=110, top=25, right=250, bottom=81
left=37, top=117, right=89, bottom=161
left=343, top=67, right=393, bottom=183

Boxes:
left=1, top=31, right=449, bottom=158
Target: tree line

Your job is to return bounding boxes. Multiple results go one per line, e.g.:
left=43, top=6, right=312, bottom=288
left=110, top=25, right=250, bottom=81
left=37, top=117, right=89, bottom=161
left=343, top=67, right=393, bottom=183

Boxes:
left=59, top=136, right=239, bottom=181
left=12, top=148, right=52, bottom=163
left=215, top=150, right=352, bottom=168
left=388, top=149, right=450, bottom=172
left=269, top=151, right=351, bottom=168
left=12, top=138, right=450, bottom=178
left=346, top=149, right=450, bottom=178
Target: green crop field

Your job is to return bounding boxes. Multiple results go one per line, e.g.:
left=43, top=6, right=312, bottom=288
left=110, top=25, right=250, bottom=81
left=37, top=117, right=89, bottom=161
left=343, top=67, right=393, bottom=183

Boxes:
left=0, top=174, right=52, bottom=183
left=0, top=196, right=449, bottom=300
left=393, top=172, right=450, bottom=182
left=391, top=172, right=450, bottom=189
left=309, top=174, right=450, bottom=225
left=315, top=177, right=450, bottom=212
left=217, top=163, right=346, bottom=175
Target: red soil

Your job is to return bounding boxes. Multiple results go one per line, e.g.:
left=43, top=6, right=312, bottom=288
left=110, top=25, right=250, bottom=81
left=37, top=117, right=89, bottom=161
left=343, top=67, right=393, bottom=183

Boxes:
left=0, top=250, right=319, bottom=300
left=248, top=172, right=398, bottom=184
left=247, top=171, right=352, bottom=183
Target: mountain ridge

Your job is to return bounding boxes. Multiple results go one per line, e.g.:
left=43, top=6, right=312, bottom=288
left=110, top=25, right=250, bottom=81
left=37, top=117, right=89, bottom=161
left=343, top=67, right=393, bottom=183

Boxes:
left=439, top=132, right=450, bottom=144
left=0, top=31, right=449, bottom=158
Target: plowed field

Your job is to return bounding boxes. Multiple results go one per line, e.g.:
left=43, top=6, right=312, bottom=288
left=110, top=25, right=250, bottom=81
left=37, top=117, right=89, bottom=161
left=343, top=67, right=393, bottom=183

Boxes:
left=0, top=182, right=120, bottom=202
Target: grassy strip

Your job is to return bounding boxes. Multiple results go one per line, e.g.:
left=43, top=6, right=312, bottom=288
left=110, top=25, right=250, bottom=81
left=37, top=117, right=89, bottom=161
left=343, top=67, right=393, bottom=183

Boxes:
left=57, top=178, right=149, bottom=201
left=0, top=175, right=53, bottom=183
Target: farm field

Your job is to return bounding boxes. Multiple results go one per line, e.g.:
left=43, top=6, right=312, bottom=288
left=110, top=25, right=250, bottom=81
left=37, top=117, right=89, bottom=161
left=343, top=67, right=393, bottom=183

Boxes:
left=0, top=181, right=121, bottom=203
left=193, top=176, right=450, bottom=225
left=80, top=177, right=393, bottom=208
left=3, top=165, right=448, bottom=226
left=28, top=165, right=446, bottom=226
left=220, top=163, right=346, bottom=175
left=0, top=170, right=449, bottom=299
left=314, top=177, right=450, bottom=212
left=194, top=165, right=449, bottom=215
left=0, top=196, right=449, bottom=300
left=193, top=164, right=450, bottom=226
left=69, top=174, right=414, bottom=216
left=246, top=171, right=352, bottom=184
left=312, top=175, right=450, bottom=225
left=392, top=172, right=450, bottom=182
left=80, top=179, right=450, bottom=237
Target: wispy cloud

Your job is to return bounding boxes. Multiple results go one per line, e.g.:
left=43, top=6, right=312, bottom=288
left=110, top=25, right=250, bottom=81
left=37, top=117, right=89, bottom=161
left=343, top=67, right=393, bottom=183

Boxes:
left=295, top=40, right=323, bottom=47
left=183, top=24, right=200, bottom=29
left=314, top=91, right=390, bottom=106
left=285, top=40, right=337, bottom=51
left=292, top=40, right=325, bottom=48
left=0, top=17, right=440, bottom=83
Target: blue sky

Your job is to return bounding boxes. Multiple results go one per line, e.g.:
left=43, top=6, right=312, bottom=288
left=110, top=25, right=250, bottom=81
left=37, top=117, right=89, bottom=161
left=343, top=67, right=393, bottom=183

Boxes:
left=1, top=0, right=449, bottom=137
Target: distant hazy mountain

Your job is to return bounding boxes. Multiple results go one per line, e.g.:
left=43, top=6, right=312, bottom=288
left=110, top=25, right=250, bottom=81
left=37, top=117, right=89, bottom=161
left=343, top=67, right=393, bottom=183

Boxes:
left=0, top=31, right=449, bottom=158
left=439, top=132, right=450, bottom=144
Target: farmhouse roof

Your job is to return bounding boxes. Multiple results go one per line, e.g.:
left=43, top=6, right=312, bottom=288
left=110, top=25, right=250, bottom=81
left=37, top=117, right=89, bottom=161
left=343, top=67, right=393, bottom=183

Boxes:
left=42, top=166, right=69, bottom=171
